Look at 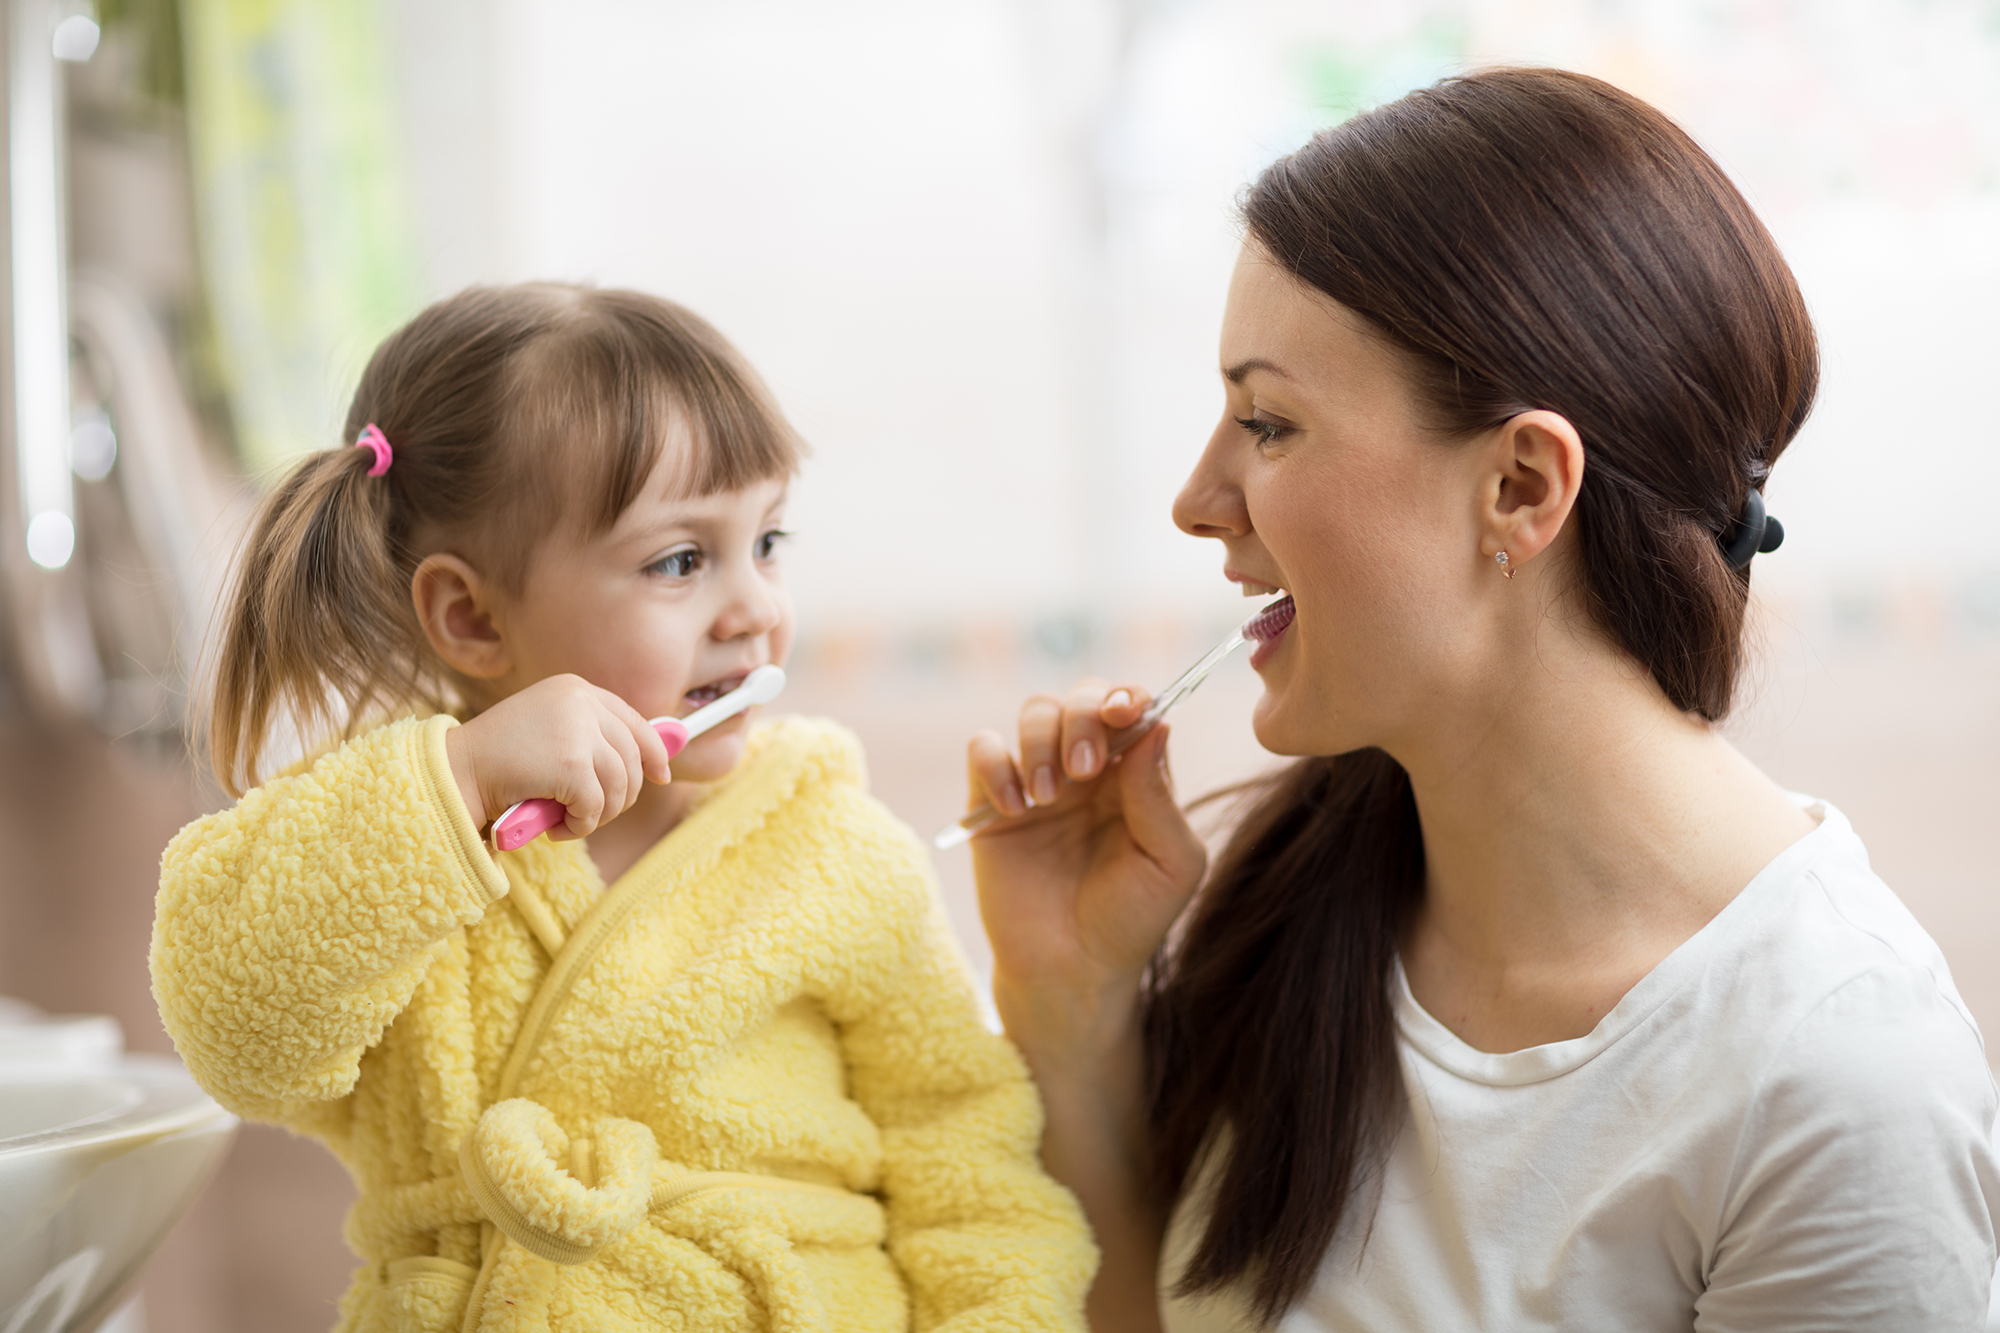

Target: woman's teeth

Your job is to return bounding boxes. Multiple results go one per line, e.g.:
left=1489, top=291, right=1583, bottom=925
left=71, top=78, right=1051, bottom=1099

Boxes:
left=1244, top=595, right=1295, bottom=643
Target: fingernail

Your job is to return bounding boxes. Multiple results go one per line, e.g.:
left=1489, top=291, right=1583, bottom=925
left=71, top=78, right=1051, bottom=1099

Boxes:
left=1071, top=740, right=1097, bottom=778
left=1106, top=689, right=1132, bottom=710
left=1032, top=766, right=1058, bottom=806
left=1001, top=780, right=1025, bottom=816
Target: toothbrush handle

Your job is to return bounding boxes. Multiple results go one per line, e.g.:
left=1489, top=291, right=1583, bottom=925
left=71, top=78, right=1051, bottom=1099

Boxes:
left=932, top=623, right=1252, bottom=850
left=492, top=798, right=568, bottom=852
left=932, top=709, right=1164, bottom=850
left=488, top=717, right=690, bottom=853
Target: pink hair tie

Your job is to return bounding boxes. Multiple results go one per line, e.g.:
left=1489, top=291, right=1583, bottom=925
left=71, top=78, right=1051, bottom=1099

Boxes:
left=354, top=423, right=393, bottom=476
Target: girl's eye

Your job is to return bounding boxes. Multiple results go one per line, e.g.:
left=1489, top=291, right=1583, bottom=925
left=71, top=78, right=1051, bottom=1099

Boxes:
left=755, top=528, right=791, bottom=561
left=1234, top=415, right=1292, bottom=446
left=647, top=547, right=701, bottom=578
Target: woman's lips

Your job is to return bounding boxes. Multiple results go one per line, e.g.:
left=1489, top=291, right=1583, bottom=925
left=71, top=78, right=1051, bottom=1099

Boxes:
left=1245, top=594, right=1294, bottom=667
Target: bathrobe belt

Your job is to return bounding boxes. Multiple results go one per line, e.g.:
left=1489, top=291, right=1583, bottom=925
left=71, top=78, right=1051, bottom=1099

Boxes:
left=346, top=1097, right=882, bottom=1331
left=347, top=1100, right=871, bottom=1266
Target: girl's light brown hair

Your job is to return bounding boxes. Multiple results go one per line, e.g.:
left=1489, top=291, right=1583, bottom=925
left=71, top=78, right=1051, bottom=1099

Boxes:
left=207, top=283, right=803, bottom=794
left=1144, top=68, right=1817, bottom=1323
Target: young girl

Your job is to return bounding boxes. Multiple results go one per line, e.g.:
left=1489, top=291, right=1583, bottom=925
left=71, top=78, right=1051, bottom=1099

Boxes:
left=151, top=285, right=1095, bottom=1333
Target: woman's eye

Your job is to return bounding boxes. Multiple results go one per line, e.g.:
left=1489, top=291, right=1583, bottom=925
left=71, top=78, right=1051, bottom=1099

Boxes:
left=647, top=547, right=701, bottom=578
left=1234, top=415, right=1292, bottom=446
left=755, top=528, right=791, bottom=561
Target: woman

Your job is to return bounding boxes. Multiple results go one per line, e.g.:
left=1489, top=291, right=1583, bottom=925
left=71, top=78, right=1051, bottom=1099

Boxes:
left=964, top=68, right=1998, bottom=1330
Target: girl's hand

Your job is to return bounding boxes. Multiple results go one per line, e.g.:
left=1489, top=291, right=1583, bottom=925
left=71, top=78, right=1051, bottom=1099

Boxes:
left=966, top=680, right=1208, bottom=1034
left=444, top=675, right=673, bottom=840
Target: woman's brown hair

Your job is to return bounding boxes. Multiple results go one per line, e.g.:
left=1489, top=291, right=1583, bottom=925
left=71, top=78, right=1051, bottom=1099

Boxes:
left=207, top=283, right=803, bottom=793
left=1143, top=68, right=1817, bottom=1322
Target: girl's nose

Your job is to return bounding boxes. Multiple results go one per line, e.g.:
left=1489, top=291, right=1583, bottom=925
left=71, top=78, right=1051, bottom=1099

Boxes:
left=1173, top=421, right=1252, bottom=539
left=713, top=566, right=785, bottom=641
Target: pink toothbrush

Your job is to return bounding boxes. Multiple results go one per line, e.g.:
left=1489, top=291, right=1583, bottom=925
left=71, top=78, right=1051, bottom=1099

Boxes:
left=488, top=665, right=787, bottom=852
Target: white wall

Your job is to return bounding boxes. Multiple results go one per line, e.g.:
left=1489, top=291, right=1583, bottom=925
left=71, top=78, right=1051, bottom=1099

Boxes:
left=390, top=0, right=2000, bottom=642
left=374, top=0, right=2000, bottom=1034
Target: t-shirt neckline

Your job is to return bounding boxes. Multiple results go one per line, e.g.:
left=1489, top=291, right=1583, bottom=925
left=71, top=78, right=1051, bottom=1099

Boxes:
left=1392, top=797, right=1849, bottom=1087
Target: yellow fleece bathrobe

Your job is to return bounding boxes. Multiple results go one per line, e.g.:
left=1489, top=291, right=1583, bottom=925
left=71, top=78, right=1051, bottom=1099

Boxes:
left=152, top=714, right=1096, bottom=1333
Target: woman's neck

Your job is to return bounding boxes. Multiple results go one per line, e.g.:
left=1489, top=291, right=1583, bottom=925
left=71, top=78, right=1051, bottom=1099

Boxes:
left=1393, top=620, right=1816, bottom=1053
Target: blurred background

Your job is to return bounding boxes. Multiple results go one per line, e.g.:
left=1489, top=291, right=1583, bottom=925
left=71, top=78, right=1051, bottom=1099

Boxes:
left=0, top=0, right=1994, bottom=1327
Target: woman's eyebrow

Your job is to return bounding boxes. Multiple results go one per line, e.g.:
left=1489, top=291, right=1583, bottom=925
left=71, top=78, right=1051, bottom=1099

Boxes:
left=1224, top=357, right=1293, bottom=384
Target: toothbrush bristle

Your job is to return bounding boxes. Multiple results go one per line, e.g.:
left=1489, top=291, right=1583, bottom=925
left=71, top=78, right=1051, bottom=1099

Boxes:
left=1243, top=595, right=1295, bottom=643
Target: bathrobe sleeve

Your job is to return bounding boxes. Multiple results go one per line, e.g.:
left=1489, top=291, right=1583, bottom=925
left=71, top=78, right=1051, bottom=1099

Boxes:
left=151, top=714, right=507, bottom=1124
left=826, top=788, right=1098, bottom=1333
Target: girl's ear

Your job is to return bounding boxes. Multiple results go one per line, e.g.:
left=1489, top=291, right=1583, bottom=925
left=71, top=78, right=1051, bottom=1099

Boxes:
left=412, top=553, right=511, bottom=680
left=1475, top=409, right=1586, bottom=570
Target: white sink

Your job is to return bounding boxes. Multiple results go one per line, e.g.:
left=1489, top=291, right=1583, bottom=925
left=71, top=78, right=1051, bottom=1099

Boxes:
left=0, top=1004, right=235, bottom=1333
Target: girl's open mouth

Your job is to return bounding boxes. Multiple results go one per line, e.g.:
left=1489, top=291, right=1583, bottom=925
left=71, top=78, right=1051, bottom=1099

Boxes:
left=682, top=673, right=749, bottom=709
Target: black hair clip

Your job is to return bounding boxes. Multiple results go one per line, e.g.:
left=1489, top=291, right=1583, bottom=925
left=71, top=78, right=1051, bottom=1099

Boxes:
left=1721, top=489, right=1784, bottom=571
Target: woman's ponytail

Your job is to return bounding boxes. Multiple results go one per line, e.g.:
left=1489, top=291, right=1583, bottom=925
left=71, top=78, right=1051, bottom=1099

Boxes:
left=206, top=440, right=435, bottom=794
left=1146, top=750, right=1422, bottom=1324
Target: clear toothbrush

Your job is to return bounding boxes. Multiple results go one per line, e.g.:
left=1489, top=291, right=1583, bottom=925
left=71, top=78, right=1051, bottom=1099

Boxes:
left=933, top=605, right=1278, bottom=850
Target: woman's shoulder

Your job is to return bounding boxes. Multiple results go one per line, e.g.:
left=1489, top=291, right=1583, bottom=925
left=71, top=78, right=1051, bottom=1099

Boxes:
left=1701, top=798, right=1989, bottom=1102
left=1725, top=800, right=1965, bottom=1000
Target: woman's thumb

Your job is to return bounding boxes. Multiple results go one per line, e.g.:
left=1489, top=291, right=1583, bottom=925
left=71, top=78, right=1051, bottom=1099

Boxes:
left=1115, top=725, right=1206, bottom=885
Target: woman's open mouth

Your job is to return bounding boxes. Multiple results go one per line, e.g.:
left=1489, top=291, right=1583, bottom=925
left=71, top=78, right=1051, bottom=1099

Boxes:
left=1245, top=595, right=1294, bottom=643
left=1244, top=595, right=1294, bottom=667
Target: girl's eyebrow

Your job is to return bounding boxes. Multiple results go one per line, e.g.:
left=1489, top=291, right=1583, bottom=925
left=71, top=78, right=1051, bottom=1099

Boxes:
left=618, top=493, right=789, bottom=552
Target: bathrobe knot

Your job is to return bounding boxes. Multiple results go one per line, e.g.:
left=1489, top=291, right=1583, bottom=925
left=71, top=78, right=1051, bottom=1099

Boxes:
left=458, top=1098, right=658, bottom=1265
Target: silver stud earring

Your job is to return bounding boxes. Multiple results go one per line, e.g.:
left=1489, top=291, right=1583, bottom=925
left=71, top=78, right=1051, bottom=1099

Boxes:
left=1495, top=550, right=1514, bottom=580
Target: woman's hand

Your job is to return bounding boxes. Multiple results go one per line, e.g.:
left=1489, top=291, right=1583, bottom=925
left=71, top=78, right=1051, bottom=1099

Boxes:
left=966, top=679, right=1209, bottom=1035
left=967, top=680, right=1206, bottom=1333
left=444, top=675, right=672, bottom=839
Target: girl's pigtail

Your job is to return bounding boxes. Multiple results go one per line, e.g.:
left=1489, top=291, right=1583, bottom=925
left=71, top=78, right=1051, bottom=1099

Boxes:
left=206, top=442, right=433, bottom=794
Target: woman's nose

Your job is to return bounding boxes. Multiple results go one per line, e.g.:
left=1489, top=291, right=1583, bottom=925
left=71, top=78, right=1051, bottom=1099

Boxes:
left=1173, top=421, right=1251, bottom=539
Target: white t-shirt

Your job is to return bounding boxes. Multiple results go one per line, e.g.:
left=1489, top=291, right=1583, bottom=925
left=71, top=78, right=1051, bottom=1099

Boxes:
left=1161, top=799, right=2000, bottom=1332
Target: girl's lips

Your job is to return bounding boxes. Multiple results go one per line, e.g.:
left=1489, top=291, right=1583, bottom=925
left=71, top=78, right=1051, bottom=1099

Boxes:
left=1245, top=594, right=1295, bottom=668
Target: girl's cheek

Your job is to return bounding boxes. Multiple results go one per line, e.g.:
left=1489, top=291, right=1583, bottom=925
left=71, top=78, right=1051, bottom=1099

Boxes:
left=671, top=728, right=748, bottom=782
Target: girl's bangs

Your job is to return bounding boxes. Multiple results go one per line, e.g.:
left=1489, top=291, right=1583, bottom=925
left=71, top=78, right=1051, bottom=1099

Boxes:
left=499, top=294, right=805, bottom=559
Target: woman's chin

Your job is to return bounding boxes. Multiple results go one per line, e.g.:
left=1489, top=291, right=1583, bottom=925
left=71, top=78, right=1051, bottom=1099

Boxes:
left=1250, top=692, right=1312, bottom=757
left=1252, top=676, right=1364, bottom=759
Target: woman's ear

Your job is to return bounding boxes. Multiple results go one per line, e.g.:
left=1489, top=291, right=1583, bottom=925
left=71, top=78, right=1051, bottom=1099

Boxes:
left=1476, top=409, right=1586, bottom=569
left=411, top=553, right=511, bottom=680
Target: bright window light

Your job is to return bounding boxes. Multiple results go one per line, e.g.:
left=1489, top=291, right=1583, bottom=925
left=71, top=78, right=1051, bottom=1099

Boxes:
left=26, top=510, right=75, bottom=569
left=69, top=417, right=115, bottom=480
left=52, top=15, right=99, bottom=63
